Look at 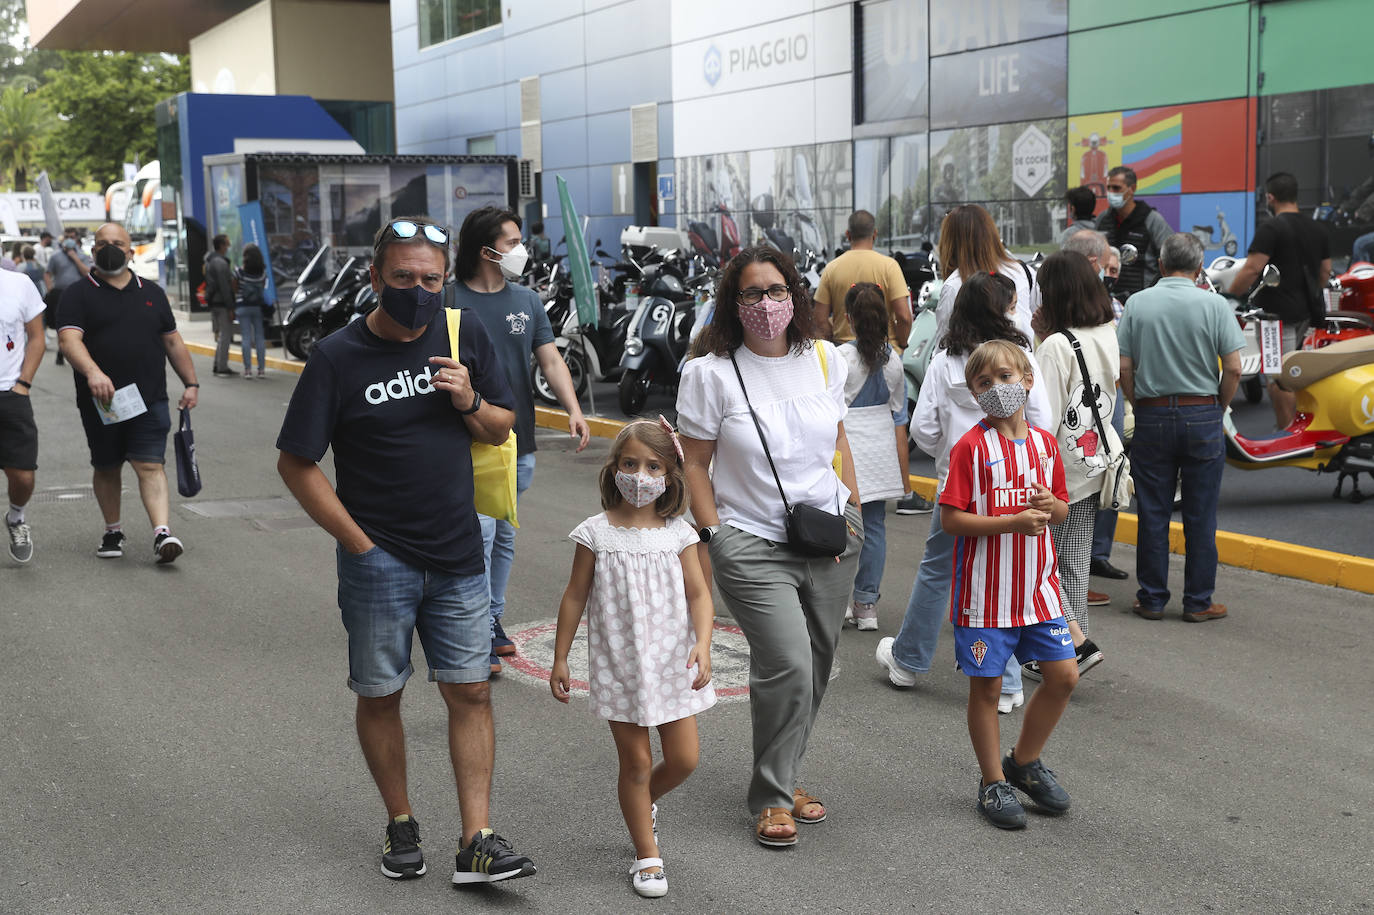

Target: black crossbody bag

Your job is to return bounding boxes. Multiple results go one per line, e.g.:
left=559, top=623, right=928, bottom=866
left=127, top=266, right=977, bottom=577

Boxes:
left=729, top=351, right=847, bottom=557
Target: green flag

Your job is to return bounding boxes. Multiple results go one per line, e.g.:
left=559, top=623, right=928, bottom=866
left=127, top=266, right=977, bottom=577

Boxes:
left=556, top=175, right=598, bottom=328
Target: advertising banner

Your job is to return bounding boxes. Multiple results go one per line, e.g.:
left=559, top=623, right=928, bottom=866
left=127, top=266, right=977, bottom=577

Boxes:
left=237, top=200, right=279, bottom=306
left=930, top=0, right=1068, bottom=55
left=930, top=35, right=1067, bottom=128
left=861, top=0, right=928, bottom=123
left=556, top=175, right=598, bottom=328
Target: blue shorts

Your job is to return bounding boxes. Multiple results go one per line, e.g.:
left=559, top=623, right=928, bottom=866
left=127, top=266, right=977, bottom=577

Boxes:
left=954, top=618, right=1076, bottom=677
left=77, top=398, right=171, bottom=469
left=336, top=544, right=492, bottom=696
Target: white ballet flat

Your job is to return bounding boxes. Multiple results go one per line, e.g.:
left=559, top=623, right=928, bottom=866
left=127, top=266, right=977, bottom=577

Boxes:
left=631, top=857, right=667, bottom=898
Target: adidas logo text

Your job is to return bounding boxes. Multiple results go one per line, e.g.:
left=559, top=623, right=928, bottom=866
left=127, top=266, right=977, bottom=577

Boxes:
left=365, top=367, right=437, bottom=404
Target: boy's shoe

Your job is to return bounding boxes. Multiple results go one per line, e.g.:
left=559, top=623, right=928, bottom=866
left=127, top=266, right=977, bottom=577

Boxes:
left=96, top=530, right=126, bottom=558
left=452, top=828, right=536, bottom=884
left=1002, top=751, right=1071, bottom=814
left=875, top=637, right=917, bottom=688
left=489, top=652, right=502, bottom=675
left=154, top=532, right=183, bottom=564
left=492, top=619, right=516, bottom=657
left=1181, top=603, right=1228, bottom=623
left=851, top=601, right=878, bottom=631
left=1086, top=590, right=1110, bottom=606
left=894, top=492, right=934, bottom=515
left=977, top=780, right=1026, bottom=829
left=997, top=690, right=1024, bottom=715
left=380, top=814, right=426, bottom=879
left=1022, top=639, right=1104, bottom=682
left=7, top=518, right=32, bottom=562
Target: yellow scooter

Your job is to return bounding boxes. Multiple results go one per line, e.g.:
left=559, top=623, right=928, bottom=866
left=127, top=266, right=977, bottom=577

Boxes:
left=1223, top=335, right=1374, bottom=501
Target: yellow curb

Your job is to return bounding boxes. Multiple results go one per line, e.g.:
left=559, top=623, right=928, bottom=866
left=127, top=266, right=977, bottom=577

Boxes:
left=535, top=406, right=1374, bottom=595
left=184, top=341, right=305, bottom=375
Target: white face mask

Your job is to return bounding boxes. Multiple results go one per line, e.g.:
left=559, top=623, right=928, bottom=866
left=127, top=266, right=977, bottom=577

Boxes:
left=1106, top=192, right=1127, bottom=210
left=614, top=470, right=666, bottom=508
left=486, top=243, right=529, bottom=281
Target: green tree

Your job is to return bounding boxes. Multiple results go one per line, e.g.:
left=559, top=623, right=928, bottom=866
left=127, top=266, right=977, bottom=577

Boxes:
left=0, top=1, right=63, bottom=91
left=36, top=51, right=188, bottom=189
left=0, top=83, right=49, bottom=189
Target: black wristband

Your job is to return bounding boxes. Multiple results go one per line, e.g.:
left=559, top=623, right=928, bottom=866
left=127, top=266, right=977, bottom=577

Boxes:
left=13, top=379, right=30, bottom=390
left=185, top=383, right=200, bottom=388
left=457, top=390, right=482, bottom=415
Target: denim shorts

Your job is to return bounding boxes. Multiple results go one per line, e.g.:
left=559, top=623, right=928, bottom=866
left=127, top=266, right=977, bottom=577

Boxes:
left=954, top=618, right=1076, bottom=677
left=76, top=397, right=171, bottom=468
left=336, top=544, right=492, bottom=696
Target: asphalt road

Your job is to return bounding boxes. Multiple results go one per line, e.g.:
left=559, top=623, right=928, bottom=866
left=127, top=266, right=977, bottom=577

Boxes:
left=588, top=377, right=1374, bottom=560
left=4, top=348, right=1373, bottom=913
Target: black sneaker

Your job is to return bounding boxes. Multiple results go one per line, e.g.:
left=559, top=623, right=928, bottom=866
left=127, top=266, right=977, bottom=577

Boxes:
left=452, top=828, right=535, bottom=884
left=977, top=780, right=1026, bottom=829
left=894, top=492, right=934, bottom=515
left=1022, top=639, right=1104, bottom=682
left=492, top=619, right=516, bottom=657
left=1002, top=751, right=1071, bottom=814
left=154, top=532, right=183, bottom=564
left=96, top=530, right=126, bottom=558
left=7, top=518, right=32, bottom=563
left=381, top=815, right=426, bottom=879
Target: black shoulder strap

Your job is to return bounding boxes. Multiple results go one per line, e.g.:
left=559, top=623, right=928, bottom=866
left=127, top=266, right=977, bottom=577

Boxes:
left=1019, top=259, right=1033, bottom=287
left=729, top=351, right=792, bottom=512
left=1061, top=329, right=1111, bottom=457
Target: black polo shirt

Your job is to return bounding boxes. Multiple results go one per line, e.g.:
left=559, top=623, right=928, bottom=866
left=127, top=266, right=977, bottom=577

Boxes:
left=55, top=271, right=177, bottom=404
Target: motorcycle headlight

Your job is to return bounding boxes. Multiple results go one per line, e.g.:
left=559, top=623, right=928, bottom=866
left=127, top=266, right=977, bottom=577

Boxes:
left=625, top=337, right=644, bottom=356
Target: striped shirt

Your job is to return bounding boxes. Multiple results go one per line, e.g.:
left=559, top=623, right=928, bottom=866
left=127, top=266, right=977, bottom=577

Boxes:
left=940, top=421, right=1068, bottom=628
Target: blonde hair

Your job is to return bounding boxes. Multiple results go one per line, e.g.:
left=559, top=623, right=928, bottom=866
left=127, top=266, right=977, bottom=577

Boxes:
left=598, top=422, right=689, bottom=518
left=964, top=340, right=1033, bottom=389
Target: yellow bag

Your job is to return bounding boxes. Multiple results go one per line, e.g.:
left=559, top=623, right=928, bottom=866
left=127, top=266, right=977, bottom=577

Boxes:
left=445, top=307, right=519, bottom=527
left=816, top=343, right=844, bottom=478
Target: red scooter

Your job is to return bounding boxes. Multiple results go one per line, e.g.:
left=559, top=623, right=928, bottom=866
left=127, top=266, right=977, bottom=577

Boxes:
left=1305, top=261, right=1374, bottom=348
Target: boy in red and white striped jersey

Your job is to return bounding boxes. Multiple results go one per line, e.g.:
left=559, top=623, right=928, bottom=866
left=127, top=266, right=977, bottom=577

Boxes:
left=939, top=340, right=1080, bottom=830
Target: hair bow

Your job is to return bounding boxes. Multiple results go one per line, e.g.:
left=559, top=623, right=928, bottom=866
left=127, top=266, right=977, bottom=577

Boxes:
left=657, top=414, right=684, bottom=463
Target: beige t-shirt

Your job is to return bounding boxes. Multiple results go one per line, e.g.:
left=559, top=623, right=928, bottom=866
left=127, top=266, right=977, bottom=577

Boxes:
left=814, top=248, right=909, bottom=347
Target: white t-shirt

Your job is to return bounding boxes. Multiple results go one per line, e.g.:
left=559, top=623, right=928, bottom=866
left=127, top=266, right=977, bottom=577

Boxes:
left=677, top=341, right=850, bottom=542
left=1034, top=323, right=1122, bottom=503
left=0, top=269, right=46, bottom=390
left=934, top=261, right=1038, bottom=345
left=912, top=345, right=1053, bottom=486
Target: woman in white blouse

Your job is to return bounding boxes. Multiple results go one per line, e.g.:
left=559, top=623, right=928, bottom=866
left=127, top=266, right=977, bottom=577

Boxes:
left=676, top=246, right=862, bottom=850
left=933, top=204, right=1038, bottom=344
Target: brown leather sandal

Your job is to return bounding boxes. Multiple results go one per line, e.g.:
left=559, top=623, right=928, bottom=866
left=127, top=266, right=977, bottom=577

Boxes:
left=793, top=789, right=826, bottom=824
left=755, top=807, right=798, bottom=847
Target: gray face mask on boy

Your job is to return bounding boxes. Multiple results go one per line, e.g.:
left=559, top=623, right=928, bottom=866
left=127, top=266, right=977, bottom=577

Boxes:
left=977, top=383, right=1029, bottom=418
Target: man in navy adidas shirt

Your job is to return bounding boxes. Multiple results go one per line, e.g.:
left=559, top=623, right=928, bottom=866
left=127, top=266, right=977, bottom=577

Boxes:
left=277, top=216, right=536, bottom=886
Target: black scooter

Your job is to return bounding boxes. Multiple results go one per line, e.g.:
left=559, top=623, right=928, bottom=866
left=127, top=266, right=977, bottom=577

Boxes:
left=284, top=252, right=370, bottom=360
left=617, top=249, right=696, bottom=415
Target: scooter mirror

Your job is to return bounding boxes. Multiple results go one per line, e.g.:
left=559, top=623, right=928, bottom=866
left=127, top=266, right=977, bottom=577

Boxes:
left=1120, top=244, right=1139, bottom=266
left=1261, top=263, right=1282, bottom=287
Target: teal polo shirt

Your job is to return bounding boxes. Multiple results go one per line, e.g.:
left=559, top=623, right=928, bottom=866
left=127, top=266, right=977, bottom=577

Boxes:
left=1117, top=277, right=1247, bottom=400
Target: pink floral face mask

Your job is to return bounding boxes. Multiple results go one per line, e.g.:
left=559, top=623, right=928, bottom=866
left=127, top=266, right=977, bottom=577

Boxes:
left=738, top=298, right=794, bottom=340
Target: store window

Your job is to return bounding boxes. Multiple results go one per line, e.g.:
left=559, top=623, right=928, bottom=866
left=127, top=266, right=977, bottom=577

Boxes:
left=467, top=135, right=497, bottom=155
left=418, top=0, right=501, bottom=48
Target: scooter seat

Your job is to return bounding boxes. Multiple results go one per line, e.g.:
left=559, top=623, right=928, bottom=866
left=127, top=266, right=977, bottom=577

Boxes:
left=1278, top=334, right=1374, bottom=391
left=1324, top=310, right=1374, bottom=328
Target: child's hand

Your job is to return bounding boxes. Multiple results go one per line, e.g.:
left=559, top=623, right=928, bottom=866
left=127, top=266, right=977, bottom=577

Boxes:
left=688, top=641, right=712, bottom=690
left=550, top=659, right=572, bottom=703
left=1028, top=482, right=1056, bottom=513
left=1008, top=508, right=1051, bottom=536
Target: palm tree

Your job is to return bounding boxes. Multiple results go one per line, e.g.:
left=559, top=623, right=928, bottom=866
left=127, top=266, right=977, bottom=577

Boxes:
left=0, top=84, right=51, bottom=191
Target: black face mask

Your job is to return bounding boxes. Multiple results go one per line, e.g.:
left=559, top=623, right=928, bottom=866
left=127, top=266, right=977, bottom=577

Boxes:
left=378, top=282, right=442, bottom=330
left=1102, top=275, right=1117, bottom=294
left=95, top=244, right=127, bottom=273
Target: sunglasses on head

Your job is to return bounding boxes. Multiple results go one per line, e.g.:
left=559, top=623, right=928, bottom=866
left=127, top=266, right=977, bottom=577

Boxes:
left=379, top=219, right=450, bottom=248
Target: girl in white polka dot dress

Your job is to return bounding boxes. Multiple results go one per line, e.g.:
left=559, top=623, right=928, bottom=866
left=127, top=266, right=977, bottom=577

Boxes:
left=551, top=417, right=716, bottom=899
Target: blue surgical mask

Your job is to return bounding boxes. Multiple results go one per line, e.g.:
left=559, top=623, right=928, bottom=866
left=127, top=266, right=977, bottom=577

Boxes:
left=1106, top=192, right=1126, bottom=210
left=379, top=283, right=442, bottom=330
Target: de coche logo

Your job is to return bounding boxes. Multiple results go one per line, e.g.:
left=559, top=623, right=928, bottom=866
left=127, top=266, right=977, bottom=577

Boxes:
left=703, top=45, right=722, bottom=87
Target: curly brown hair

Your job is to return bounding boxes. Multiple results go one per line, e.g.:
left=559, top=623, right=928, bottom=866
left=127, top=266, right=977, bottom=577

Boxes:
left=597, top=422, right=689, bottom=518
left=693, top=246, right=815, bottom=358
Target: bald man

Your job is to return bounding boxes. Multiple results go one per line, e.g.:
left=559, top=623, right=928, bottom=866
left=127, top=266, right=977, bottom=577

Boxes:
left=56, top=223, right=200, bottom=563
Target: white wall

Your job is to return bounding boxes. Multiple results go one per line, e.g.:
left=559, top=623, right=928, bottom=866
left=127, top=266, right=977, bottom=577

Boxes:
left=190, top=0, right=277, bottom=95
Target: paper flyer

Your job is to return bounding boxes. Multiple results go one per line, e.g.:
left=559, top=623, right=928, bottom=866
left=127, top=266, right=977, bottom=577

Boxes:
left=93, top=383, right=147, bottom=425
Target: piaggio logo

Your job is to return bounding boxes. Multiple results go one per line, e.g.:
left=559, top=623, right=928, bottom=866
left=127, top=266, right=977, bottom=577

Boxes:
left=703, top=45, right=722, bottom=87
left=364, top=367, right=438, bottom=405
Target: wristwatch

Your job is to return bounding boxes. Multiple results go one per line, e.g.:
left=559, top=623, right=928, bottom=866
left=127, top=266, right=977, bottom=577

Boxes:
left=698, top=524, right=720, bottom=543
left=458, top=390, right=483, bottom=415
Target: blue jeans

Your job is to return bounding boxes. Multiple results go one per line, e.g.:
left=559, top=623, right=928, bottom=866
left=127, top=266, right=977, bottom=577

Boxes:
left=335, top=544, right=493, bottom=695
left=1353, top=230, right=1374, bottom=264
left=478, top=452, right=536, bottom=628
left=853, top=500, right=888, bottom=604
left=890, top=502, right=1020, bottom=691
left=1091, top=388, right=1128, bottom=563
left=1130, top=404, right=1226, bottom=611
left=235, top=305, right=266, bottom=372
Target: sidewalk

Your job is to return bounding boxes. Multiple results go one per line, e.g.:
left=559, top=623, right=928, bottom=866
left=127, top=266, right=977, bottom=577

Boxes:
left=176, top=309, right=306, bottom=375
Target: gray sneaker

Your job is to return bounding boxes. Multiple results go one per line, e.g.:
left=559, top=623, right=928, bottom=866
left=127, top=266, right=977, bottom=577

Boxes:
left=851, top=600, right=878, bottom=631
left=7, top=518, right=32, bottom=562
left=894, top=492, right=934, bottom=515
left=1002, top=751, right=1071, bottom=814
left=977, top=780, right=1026, bottom=829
